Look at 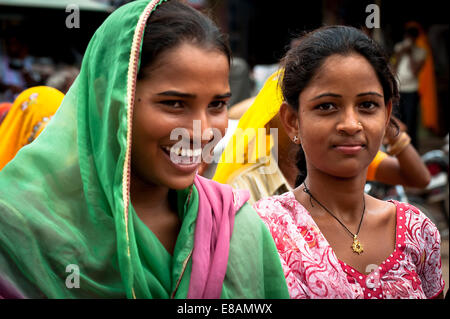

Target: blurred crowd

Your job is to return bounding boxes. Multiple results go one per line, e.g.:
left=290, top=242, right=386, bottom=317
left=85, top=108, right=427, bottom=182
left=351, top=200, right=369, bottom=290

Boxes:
left=0, top=33, right=79, bottom=103
left=0, top=3, right=448, bottom=170
left=229, top=21, right=448, bottom=143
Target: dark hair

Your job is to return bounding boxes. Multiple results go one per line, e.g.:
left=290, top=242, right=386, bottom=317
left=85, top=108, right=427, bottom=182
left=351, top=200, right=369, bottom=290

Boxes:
left=137, top=0, right=231, bottom=79
left=279, top=25, right=400, bottom=187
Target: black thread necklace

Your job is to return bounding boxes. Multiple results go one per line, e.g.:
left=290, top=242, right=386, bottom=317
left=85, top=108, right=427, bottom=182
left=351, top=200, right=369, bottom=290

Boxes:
left=302, top=182, right=365, bottom=255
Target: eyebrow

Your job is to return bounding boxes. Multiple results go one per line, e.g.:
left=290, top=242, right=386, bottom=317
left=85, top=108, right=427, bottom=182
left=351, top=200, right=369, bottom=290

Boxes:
left=309, top=93, right=341, bottom=101
left=156, top=90, right=232, bottom=99
left=356, top=92, right=384, bottom=98
left=157, top=91, right=195, bottom=98
left=309, top=91, right=384, bottom=101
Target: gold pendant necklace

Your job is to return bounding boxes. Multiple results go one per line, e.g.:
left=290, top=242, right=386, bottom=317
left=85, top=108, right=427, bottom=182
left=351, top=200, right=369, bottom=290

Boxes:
left=303, top=183, right=366, bottom=255
left=351, top=235, right=364, bottom=255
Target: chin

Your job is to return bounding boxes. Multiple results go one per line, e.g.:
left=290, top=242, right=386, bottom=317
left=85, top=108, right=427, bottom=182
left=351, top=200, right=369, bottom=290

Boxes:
left=163, top=174, right=197, bottom=190
left=325, top=164, right=366, bottom=180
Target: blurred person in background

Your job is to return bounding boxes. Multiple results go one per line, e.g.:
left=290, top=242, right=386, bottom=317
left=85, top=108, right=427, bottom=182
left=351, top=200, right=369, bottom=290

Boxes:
left=0, top=32, right=38, bottom=102
left=228, top=56, right=253, bottom=108
left=0, top=86, right=64, bottom=170
left=45, top=65, right=80, bottom=94
left=405, top=22, right=441, bottom=136
left=392, top=23, right=426, bottom=148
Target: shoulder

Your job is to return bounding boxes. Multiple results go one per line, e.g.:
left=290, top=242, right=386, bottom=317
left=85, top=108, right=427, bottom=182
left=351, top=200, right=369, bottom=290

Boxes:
left=367, top=195, right=397, bottom=223
left=393, top=201, right=444, bottom=297
left=226, top=203, right=291, bottom=299
left=392, top=200, right=441, bottom=245
left=413, top=46, right=427, bottom=60
left=395, top=200, right=436, bottom=227
left=253, top=191, right=297, bottom=218
left=234, top=202, right=259, bottom=224
left=252, top=192, right=312, bottom=237
left=231, top=202, right=277, bottom=253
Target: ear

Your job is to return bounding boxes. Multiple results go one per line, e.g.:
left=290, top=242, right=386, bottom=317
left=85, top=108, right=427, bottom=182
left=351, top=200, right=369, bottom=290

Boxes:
left=279, top=102, right=300, bottom=143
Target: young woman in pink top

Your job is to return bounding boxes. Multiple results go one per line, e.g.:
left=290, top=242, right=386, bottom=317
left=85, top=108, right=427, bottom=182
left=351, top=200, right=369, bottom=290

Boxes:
left=254, top=25, right=444, bottom=299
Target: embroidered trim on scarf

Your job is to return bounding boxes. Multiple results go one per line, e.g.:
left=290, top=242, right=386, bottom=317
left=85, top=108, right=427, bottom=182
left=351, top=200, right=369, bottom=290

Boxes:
left=123, top=0, right=165, bottom=299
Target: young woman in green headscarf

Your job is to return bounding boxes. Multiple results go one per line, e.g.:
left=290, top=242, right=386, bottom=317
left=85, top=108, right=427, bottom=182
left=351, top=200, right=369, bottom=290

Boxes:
left=0, top=0, right=289, bottom=299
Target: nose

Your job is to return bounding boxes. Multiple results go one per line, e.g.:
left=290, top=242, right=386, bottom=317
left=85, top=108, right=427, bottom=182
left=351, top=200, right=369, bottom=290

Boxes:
left=336, top=108, right=362, bottom=135
left=190, top=111, right=213, bottom=147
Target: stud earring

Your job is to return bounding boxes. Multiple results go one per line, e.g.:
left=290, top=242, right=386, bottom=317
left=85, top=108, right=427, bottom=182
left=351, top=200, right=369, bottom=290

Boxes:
left=293, top=135, right=299, bottom=143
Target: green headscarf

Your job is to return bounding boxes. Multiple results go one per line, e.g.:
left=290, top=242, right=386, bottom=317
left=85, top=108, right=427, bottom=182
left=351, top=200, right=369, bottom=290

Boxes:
left=0, top=0, right=289, bottom=299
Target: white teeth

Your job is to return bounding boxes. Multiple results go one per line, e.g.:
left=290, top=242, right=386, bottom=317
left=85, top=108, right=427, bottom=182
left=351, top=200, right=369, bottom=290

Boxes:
left=165, top=146, right=202, bottom=158
left=173, top=147, right=181, bottom=156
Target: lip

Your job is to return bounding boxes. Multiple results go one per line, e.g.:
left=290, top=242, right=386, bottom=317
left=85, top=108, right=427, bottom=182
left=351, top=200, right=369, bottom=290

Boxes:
left=333, top=144, right=365, bottom=155
left=160, top=146, right=201, bottom=174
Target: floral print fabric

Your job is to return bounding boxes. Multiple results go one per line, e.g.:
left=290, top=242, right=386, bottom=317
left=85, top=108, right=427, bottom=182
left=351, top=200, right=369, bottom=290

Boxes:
left=254, top=192, right=445, bottom=299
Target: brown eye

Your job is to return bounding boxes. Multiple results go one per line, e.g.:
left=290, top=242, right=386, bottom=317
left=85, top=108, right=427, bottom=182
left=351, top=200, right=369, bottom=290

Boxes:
left=360, top=101, right=379, bottom=111
left=161, top=100, right=183, bottom=108
left=315, top=103, right=336, bottom=111
left=209, top=100, right=228, bottom=110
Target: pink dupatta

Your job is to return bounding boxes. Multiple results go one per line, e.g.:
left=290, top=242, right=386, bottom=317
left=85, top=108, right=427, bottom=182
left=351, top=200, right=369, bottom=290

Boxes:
left=187, top=175, right=249, bottom=299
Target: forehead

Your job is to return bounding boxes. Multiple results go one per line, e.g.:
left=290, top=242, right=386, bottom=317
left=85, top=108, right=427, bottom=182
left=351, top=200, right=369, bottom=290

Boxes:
left=302, top=53, right=383, bottom=97
left=140, top=42, right=230, bottom=88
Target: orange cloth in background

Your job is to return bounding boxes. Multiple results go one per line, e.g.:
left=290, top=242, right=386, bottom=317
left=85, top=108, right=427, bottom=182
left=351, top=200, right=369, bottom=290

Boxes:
left=406, top=21, right=439, bottom=132
left=0, top=103, right=12, bottom=123
left=366, top=150, right=388, bottom=181
left=0, top=86, right=64, bottom=170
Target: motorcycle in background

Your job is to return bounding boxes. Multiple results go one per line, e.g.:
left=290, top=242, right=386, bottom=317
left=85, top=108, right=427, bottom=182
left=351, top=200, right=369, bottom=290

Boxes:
left=407, top=134, right=449, bottom=222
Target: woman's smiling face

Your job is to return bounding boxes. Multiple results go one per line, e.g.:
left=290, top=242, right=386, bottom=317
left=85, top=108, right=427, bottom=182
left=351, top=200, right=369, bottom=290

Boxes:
left=131, top=42, right=230, bottom=190
left=296, top=53, right=392, bottom=179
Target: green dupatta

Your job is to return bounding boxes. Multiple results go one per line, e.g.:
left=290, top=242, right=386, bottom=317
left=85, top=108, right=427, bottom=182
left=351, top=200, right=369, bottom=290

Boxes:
left=0, top=0, right=289, bottom=299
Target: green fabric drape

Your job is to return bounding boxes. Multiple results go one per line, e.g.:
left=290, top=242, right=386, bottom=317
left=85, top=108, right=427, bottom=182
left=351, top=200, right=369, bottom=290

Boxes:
left=0, top=0, right=289, bottom=299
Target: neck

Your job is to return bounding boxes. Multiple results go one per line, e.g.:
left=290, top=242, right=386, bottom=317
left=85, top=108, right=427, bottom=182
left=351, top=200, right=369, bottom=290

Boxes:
left=130, top=171, right=172, bottom=212
left=299, top=169, right=367, bottom=223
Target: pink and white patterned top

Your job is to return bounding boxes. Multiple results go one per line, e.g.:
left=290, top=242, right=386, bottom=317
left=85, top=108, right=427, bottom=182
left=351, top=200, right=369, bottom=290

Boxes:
left=254, top=192, right=445, bottom=299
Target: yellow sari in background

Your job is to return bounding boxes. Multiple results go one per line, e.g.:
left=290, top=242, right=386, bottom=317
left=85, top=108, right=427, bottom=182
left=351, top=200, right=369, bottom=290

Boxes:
left=0, top=86, right=64, bottom=170
left=213, top=71, right=282, bottom=184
